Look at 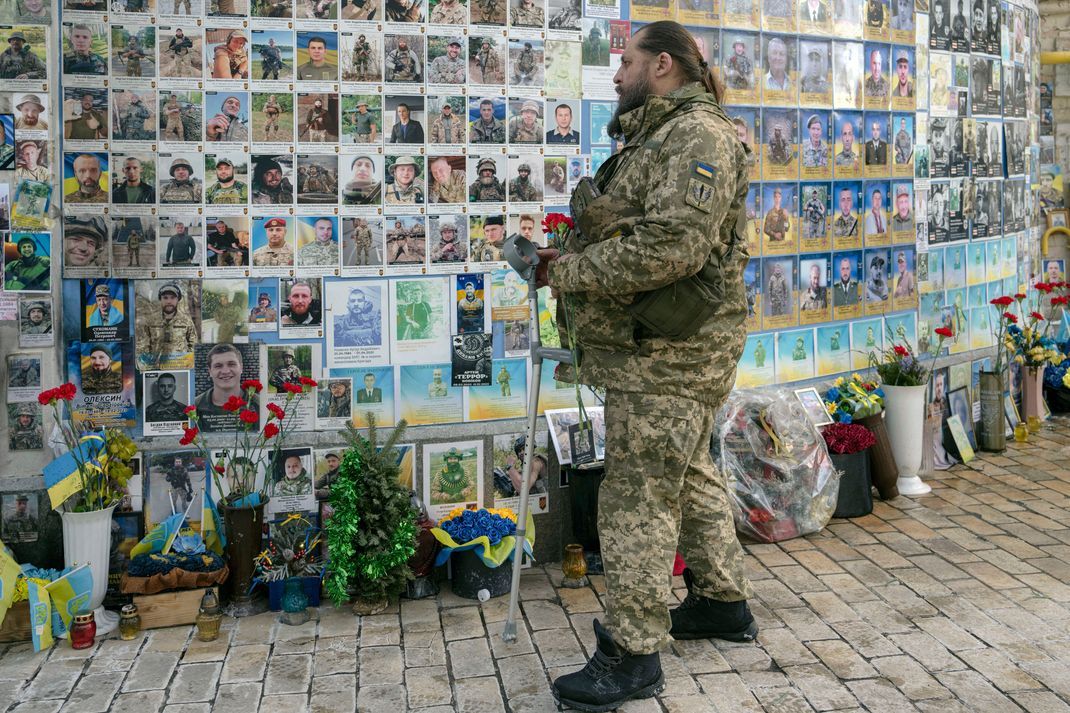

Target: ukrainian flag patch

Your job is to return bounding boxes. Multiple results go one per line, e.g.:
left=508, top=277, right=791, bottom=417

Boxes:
left=692, top=161, right=715, bottom=180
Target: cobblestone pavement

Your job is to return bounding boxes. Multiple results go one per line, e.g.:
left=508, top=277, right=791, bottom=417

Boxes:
left=5, top=425, right=1070, bottom=713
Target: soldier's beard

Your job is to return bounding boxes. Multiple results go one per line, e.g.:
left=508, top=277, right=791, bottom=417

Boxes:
left=607, top=75, right=651, bottom=139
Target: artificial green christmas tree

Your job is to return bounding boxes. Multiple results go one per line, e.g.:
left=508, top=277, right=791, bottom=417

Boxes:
left=324, top=417, right=418, bottom=611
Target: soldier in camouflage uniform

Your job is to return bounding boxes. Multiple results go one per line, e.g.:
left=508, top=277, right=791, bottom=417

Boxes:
left=470, top=99, right=506, bottom=144
left=163, top=95, right=186, bottom=142
left=0, top=32, right=47, bottom=79
left=428, top=157, right=466, bottom=204
left=508, top=100, right=543, bottom=143
left=864, top=49, right=887, bottom=99
left=121, top=36, right=147, bottom=77
left=249, top=293, right=277, bottom=323
left=541, top=23, right=755, bottom=711
left=9, top=408, right=42, bottom=451
left=349, top=218, right=375, bottom=264
left=385, top=156, right=424, bottom=204
left=298, top=217, right=339, bottom=266
left=137, top=283, right=198, bottom=369
left=429, top=103, right=464, bottom=144
left=270, top=348, right=303, bottom=391
left=253, top=217, right=295, bottom=266
left=801, top=114, right=828, bottom=169
left=766, top=262, right=790, bottom=315
left=725, top=40, right=753, bottom=89
left=496, top=365, right=511, bottom=396
left=510, top=0, right=544, bottom=26
left=352, top=36, right=374, bottom=79
left=2, top=494, right=38, bottom=537
left=127, top=230, right=142, bottom=266
left=508, top=163, right=540, bottom=203
left=475, top=40, right=501, bottom=84
left=9, top=358, right=38, bottom=387
left=430, top=0, right=466, bottom=22
left=206, top=158, right=248, bottom=205
left=763, top=187, right=791, bottom=241
left=83, top=346, right=124, bottom=394
left=160, top=156, right=204, bottom=204
left=768, top=125, right=790, bottom=165
left=119, top=94, right=153, bottom=141
left=65, top=154, right=108, bottom=204
left=468, top=157, right=506, bottom=203
left=803, top=189, right=826, bottom=240
left=22, top=301, right=51, bottom=335
left=435, top=447, right=468, bottom=497
left=66, top=94, right=107, bottom=141
left=4, top=235, right=49, bottom=291
left=894, top=118, right=913, bottom=164
left=145, top=373, right=190, bottom=422
left=428, top=39, right=465, bottom=84
left=64, top=25, right=108, bottom=76
left=512, top=42, right=538, bottom=85
left=473, top=215, right=505, bottom=261
left=833, top=187, right=859, bottom=239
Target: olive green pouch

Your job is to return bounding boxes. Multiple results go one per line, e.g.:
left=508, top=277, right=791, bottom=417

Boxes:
left=626, top=257, right=725, bottom=341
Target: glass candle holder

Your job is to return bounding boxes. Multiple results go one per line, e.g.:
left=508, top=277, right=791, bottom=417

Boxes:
left=1027, top=415, right=1042, bottom=433
left=562, top=543, right=587, bottom=585
left=70, top=612, right=96, bottom=649
left=195, top=589, right=222, bottom=642
left=118, top=604, right=141, bottom=641
left=1014, top=423, right=1029, bottom=443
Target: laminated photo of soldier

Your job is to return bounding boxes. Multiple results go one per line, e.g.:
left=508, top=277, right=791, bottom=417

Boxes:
left=19, top=296, right=52, bottom=339
left=492, top=434, right=549, bottom=505
left=427, top=36, right=466, bottom=85
left=798, top=41, right=831, bottom=103
left=799, top=183, right=829, bottom=243
left=206, top=27, right=249, bottom=80
left=317, top=379, right=352, bottom=419
left=385, top=215, right=427, bottom=265
left=761, top=108, right=798, bottom=178
left=192, top=343, right=260, bottom=432
left=268, top=449, right=314, bottom=500
left=930, top=0, right=952, bottom=49
left=157, top=91, right=201, bottom=143
left=891, top=183, right=914, bottom=233
left=143, top=371, right=191, bottom=426
left=798, top=258, right=829, bottom=315
left=427, top=0, right=467, bottom=22
left=468, top=214, right=505, bottom=262
left=862, top=182, right=890, bottom=243
left=340, top=0, right=378, bottom=21
left=424, top=97, right=464, bottom=147
left=4, top=233, right=49, bottom=292
left=158, top=154, right=204, bottom=205
left=158, top=216, right=203, bottom=271
left=203, top=154, right=249, bottom=206
left=110, top=89, right=156, bottom=143
left=863, top=0, right=889, bottom=38
left=134, top=280, right=201, bottom=370
left=297, top=0, right=337, bottom=18
left=8, top=0, right=52, bottom=23
left=429, top=215, right=468, bottom=264
left=159, top=27, right=203, bottom=79
left=507, top=99, right=543, bottom=145
left=62, top=215, right=109, bottom=276
left=207, top=0, right=250, bottom=15
left=63, top=151, right=108, bottom=206
left=12, top=178, right=49, bottom=227
left=280, top=277, right=324, bottom=327
left=110, top=26, right=156, bottom=78
left=721, top=32, right=758, bottom=101
left=251, top=155, right=295, bottom=205
left=928, top=182, right=949, bottom=241
left=248, top=285, right=278, bottom=327
left=342, top=217, right=384, bottom=267
left=251, top=0, right=291, bottom=15
left=544, top=157, right=568, bottom=199
left=581, top=19, right=611, bottom=67
left=0, top=27, right=47, bottom=80
left=111, top=216, right=157, bottom=271
left=340, top=33, right=380, bottom=82
left=201, top=279, right=249, bottom=343
left=863, top=248, right=890, bottom=306
left=384, top=155, right=425, bottom=205
left=506, top=159, right=544, bottom=204
left=81, top=279, right=128, bottom=344
left=508, top=38, right=544, bottom=87
left=267, top=344, right=311, bottom=393
left=341, top=95, right=381, bottom=145
left=467, top=155, right=507, bottom=205
left=146, top=453, right=204, bottom=523
left=509, top=0, right=545, bottom=26
left=205, top=217, right=248, bottom=268
left=250, top=216, right=294, bottom=268
left=862, top=113, right=889, bottom=174
left=761, top=256, right=796, bottom=320
left=252, top=93, right=294, bottom=143
left=383, top=34, right=422, bottom=84
left=205, top=92, right=250, bottom=143
left=384, top=97, right=424, bottom=145
left=109, top=153, right=155, bottom=206
left=297, top=93, right=339, bottom=144
left=455, top=274, right=484, bottom=333
left=1, top=492, right=39, bottom=539
left=470, top=0, right=506, bottom=23
left=468, top=96, right=506, bottom=145
left=293, top=31, right=338, bottom=82
left=761, top=35, right=796, bottom=103
left=14, top=93, right=48, bottom=135
left=332, top=282, right=384, bottom=347
left=81, top=343, right=125, bottom=395
left=62, top=87, right=107, bottom=140
left=341, top=154, right=382, bottom=206
left=249, top=31, right=292, bottom=80
left=296, top=155, right=339, bottom=205
left=469, top=36, right=506, bottom=85
left=62, top=23, right=108, bottom=76
left=296, top=216, right=340, bottom=269
left=7, top=353, right=40, bottom=392
left=800, top=112, right=831, bottom=176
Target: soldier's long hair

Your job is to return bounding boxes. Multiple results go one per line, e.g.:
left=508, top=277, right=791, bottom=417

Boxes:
left=630, top=21, right=725, bottom=104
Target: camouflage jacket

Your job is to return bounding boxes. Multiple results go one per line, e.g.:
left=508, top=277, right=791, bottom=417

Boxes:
left=548, top=82, right=750, bottom=407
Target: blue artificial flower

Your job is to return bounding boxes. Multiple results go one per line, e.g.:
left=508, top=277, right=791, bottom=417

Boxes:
left=841, top=413, right=853, bottom=424
left=873, top=387, right=885, bottom=398
left=1008, top=325, right=1023, bottom=336
left=826, top=387, right=841, bottom=402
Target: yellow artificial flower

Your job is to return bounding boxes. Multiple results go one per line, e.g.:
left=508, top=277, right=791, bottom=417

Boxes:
left=1063, top=370, right=1070, bottom=389
left=834, top=376, right=845, bottom=387
left=851, top=372, right=863, bottom=383
left=825, top=401, right=838, bottom=415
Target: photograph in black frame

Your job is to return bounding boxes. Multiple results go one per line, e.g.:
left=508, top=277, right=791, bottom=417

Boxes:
left=945, top=385, right=976, bottom=450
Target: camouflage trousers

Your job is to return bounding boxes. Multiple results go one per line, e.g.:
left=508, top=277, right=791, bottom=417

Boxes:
left=599, top=390, right=752, bottom=655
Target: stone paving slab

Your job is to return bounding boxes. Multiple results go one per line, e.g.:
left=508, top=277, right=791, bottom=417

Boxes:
left=5, top=426, right=1070, bottom=711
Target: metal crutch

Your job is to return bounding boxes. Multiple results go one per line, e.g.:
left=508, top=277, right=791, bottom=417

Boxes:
left=500, top=233, right=572, bottom=643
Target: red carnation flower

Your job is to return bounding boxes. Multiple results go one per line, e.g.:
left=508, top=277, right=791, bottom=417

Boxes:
left=263, top=422, right=280, bottom=439
left=241, top=379, right=264, bottom=393
left=58, top=383, right=78, bottom=400
left=222, top=395, right=246, bottom=412
left=542, top=213, right=574, bottom=234
left=934, top=326, right=954, bottom=338
left=893, top=345, right=909, bottom=357
left=1003, top=312, right=1018, bottom=323
left=1036, top=282, right=1054, bottom=293
left=298, top=376, right=318, bottom=388
left=239, top=409, right=259, bottom=424
left=214, top=464, right=225, bottom=474
left=37, top=389, right=55, bottom=405
left=282, top=382, right=303, bottom=394
left=1052, top=296, right=1069, bottom=306
left=990, top=296, right=1015, bottom=307
left=1015, top=293, right=1027, bottom=300
left=1031, top=311, right=1045, bottom=321
left=183, top=404, right=197, bottom=415
left=179, top=426, right=199, bottom=446
left=267, top=402, right=286, bottom=420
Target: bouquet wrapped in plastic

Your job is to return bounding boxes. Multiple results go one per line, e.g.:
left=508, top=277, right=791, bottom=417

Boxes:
left=714, top=388, right=839, bottom=543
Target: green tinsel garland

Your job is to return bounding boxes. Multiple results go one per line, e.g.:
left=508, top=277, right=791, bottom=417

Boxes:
left=324, top=433, right=418, bottom=605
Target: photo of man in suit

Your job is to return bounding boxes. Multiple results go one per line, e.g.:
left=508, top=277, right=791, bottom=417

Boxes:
left=356, top=373, right=383, bottom=403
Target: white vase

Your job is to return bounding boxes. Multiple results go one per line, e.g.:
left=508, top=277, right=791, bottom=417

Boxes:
left=61, top=503, right=120, bottom=636
left=882, top=384, right=932, bottom=496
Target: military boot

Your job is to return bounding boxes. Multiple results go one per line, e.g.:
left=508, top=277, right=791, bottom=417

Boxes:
left=670, top=568, right=759, bottom=642
left=551, top=619, right=664, bottom=712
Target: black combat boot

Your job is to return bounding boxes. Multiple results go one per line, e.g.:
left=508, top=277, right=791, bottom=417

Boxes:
left=670, top=568, right=759, bottom=641
left=551, top=619, right=664, bottom=712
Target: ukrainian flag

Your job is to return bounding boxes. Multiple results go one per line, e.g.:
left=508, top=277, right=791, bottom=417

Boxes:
left=131, top=511, right=186, bottom=558
left=27, top=580, right=53, bottom=651
left=44, top=564, right=93, bottom=632
left=42, top=433, right=106, bottom=509
left=0, top=546, right=19, bottom=623
left=202, top=490, right=226, bottom=556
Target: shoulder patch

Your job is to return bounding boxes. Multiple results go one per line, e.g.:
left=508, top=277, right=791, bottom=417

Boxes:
left=685, top=178, right=715, bottom=213
left=691, top=160, right=716, bottom=180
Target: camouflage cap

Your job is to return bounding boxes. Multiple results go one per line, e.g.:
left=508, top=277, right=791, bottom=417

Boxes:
left=158, top=283, right=183, bottom=299
left=807, top=48, right=821, bottom=59
left=169, top=156, right=194, bottom=176
left=226, top=29, right=248, bottom=43
left=15, top=492, right=29, bottom=500
left=215, top=157, right=234, bottom=168
left=896, top=49, right=909, bottom=64
left=517, top=162, right=531, bottom=172
left=870, top=255, right=886, bottom=269
left=66, top=216, right=107, bottom=247
left=16, top=94, right=44, bottom=111
left=26, top=301, right=46, bottom=312
left=258, top=292, right=271, bottom=302
left=94, top=284, right=111, bottom=298
left=280, top=347, right=295, bottom=357
left=447, top=38, right=462, bottom=47
left=438, top=217, right=457, bottom=232
left=325, top=452, right=340, bottom=458
left=520, top=100, right=540, bottom=114
left=328, top=379, right=347, bottom=388
left=8, top=31, right=26, bottom=42
left=477, top=157, right=497, bottom=173
left=15, top=405, right=35, bottom=417
left=390, top=155, right=421, bottom=177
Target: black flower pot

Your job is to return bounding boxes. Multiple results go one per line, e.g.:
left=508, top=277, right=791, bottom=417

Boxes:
left=830, top=450, right=873, bottom=518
